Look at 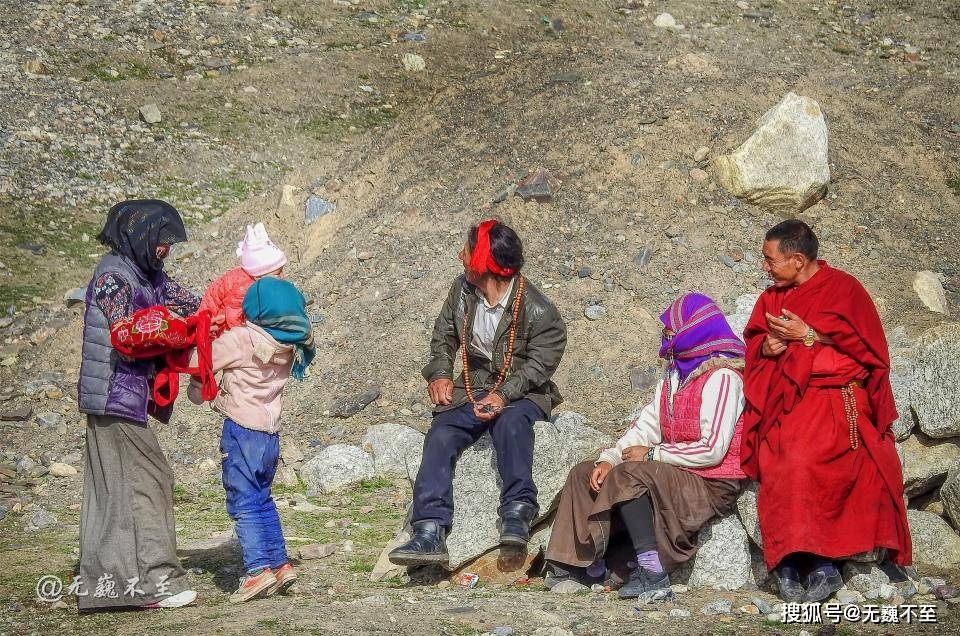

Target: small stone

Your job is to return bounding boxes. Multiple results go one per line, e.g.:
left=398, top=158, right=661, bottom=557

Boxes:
left=644, top=611, right=668, bottom=622
left=22, top=60, right=52, bottom=76
left=913, top=271, right=949, bottom=315
left=492, top=628, right=514, bottom=636
left=653, top=13, right=678, bottom=29
left=584, top=305, right=607, bottom=321
left=357, top=251, right=374, bottom=261
left=836, top=589, right=865, bottom=605
left=26, top=508, right=58, bottom=531
left=577, top=266, right=593, bottom=278
left=669, top=608, right=691, bottom=618
left=689, top=168, right=708, bottom=182
left=693, top=146, right=711, bottom=163
left=333, top=386, right=381, bottom=418
left=196, top=457, right=217, bottom=472
left=934, top=584, right=958, bottom=600
left=305, top=195, right=335, bottom=224
left=700, top=599, right=732, bottom=615
left=37, top=412, right=64, bottom=429
left=138, top=104, right=162, bottom=125
left=297, top=543, right=336, bottom=560
left=590, top=583, right=605, bottom=593
left=0, top=406, right=32, bottom=422
left=739, top=604, right=760, bottom=615
left=49, top=463, right=78, bottom=477
left=751, top=597, right=773, bottom=614
left=515, top=167, right=559, bottom=203
left=551, top=579, right=586, bottom=594
left=636, top=588, right=674, bottom=604
left=401, top=53, right=426, bottom=72
left=63, top=288, right=86, bottom=308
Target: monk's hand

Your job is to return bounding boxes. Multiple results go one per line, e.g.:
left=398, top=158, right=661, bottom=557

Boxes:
left=590, top=462, right=613, bottom=493
left=427, top=378, right=454, bottom=406
left=621, top=445, right=651, bottom=462
left=762, top=334, right=787, bottom=357
left=765, top=309, right=810, bottom=342
left=473, top=392, right=506, bottom=421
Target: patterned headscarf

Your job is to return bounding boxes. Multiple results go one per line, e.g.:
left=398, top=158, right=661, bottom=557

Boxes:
left=97, top=199, right=187, bottom=277
left=659, top=292, right=746, bottom=384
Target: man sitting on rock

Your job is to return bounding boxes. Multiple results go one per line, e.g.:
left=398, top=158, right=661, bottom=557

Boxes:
left=741, top=220, right=911, bottom=602
left=544, top=293, right=748, bottom=598
left=388, top=219, right=567, bottom=567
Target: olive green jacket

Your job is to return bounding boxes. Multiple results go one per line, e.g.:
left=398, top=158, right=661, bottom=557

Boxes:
left=421, top=274, right=567, bottom=417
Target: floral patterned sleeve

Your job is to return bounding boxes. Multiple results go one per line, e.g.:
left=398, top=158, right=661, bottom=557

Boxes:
left=93, top=273, right=133, bottom=326
left=163, top=277, right=201, bottom=317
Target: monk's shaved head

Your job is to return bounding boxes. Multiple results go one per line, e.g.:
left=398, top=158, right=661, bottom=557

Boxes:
left=766, top=220, right=819, bottom=261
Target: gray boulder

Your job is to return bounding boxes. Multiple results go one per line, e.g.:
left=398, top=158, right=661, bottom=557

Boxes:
left=674, top=513, right=754, bottom=590
left=842, top=562, right=890, bottom=593
left=736, top=481, right=762, bottom=548
left=361, top=423, right=425, bottom=478
left=901, top=433, right=960, bottom=497
left=907, top=509, right=960, bottom=568
left=725, top=293, right=760, bottom=338
left=939, top=460, right=960, bottom=529
left=713, top=92, right=829, bottom=213
left=390, top=411, right=611, bottom=570
left=300, top=444, right=375, bottom=494
left=912, top=323, right=960, bottom=438
left=889, top=350, right=917, bottom=441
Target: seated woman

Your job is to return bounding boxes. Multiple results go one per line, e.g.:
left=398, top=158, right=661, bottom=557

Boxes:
left=544, top=292, right=749, bottom=598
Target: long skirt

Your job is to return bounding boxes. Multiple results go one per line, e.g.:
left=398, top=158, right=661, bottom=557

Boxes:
left=545, top=460, right=743, bottom=575
left=78, top=415, right=189, bottom=609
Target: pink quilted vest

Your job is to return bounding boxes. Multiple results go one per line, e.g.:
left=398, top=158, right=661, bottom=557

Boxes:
left=658, top=367, right=747, bottom=480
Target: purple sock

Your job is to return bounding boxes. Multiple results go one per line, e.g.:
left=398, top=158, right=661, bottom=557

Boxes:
left=636, top=550, right=663, bottom=574
left=585, top=558, right=606, bottom=579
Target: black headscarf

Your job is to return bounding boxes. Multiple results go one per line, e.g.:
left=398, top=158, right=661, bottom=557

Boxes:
left=97, top=199, right=188, bottom=277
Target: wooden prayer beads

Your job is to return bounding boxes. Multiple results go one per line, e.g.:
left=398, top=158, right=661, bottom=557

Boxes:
left=840, top=382, right=860, bottom=450
left=460, top=276, right=525, bottom=409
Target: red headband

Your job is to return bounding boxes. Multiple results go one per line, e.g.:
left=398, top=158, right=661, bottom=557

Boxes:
left=469, top=219, right=516, bottom=277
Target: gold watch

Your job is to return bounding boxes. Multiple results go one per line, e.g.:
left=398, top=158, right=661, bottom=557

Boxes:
left=803, top=327, right=816, bottom=347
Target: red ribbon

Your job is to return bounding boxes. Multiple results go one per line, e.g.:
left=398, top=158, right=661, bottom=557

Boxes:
left=469, top=219, right=516, bottom=277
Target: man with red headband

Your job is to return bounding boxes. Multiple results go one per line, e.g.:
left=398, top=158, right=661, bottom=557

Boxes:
left=742, top=220, right=911, bottom=603
left=389, top=219, right=567, bottom=567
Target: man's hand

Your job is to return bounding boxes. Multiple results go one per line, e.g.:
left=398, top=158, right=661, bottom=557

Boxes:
left=765, top=309, right=810, bottom=342
left=621, top=445, right=651, bottom=462
left=428, top=378, right=454, bottom=406
left=473, top=392, right=506, bottom=422
left=590, top=462, right=613, bottom=493
left=762, top=333, right=788, bottom=357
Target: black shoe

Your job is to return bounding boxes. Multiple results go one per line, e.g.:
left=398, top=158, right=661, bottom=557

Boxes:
left=775, top=563, right=805, bottom=603
left=617, top=567, right=671, bottom=599
left=803, top=562, right=843, bottom=603
left=497, top=501, right=538, bottom=546
left=543, top=562, right=604, bottom=590
left=388, top=520, right=449, bottom=567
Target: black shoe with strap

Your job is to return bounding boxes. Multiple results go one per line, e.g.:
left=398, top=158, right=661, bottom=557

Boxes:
left=617, top=566, right=671, bottom=599
left=497, top=501, right=538, bottom=546
left=387, top=520, right=449, bottom=567
left=803, top=560, right=843, bottom=603
left=775, top=562, right=805, bottom=603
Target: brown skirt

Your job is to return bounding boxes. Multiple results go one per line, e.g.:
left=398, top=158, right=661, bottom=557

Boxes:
left=545, top=460, right=743, bottom=574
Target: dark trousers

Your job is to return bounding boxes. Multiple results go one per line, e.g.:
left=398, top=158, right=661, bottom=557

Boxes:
left=411, top=396, right=544, bottom=528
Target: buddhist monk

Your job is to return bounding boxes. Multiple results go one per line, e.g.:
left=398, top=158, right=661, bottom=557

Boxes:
left=741, top=219, right=911, bottom=603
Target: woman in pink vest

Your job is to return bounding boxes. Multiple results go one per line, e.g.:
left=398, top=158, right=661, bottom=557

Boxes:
left=545, top=292, right=748, bottom=599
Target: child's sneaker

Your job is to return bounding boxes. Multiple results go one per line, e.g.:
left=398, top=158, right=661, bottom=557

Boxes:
left=267, top=563, right=298, bottom=596
left=230, top=568, right=274, bottom=604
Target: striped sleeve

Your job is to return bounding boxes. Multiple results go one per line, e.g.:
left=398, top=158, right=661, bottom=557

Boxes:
left=654, top=369, right=744, bottom=469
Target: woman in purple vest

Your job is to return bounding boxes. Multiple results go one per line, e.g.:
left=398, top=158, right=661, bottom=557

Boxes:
left=544, top=293, right=749, bottom=599
left=76, top=200, right=201, bottom=610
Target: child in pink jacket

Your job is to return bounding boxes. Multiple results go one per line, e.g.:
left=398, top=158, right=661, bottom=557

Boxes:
left=189, top=277, right=315, bottom=603
left=199, top=222, right=287, bottom=336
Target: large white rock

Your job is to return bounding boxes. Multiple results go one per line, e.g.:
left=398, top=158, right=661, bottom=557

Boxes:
left=889, top=351, right=917, bottom=441
left=713, top=92, right=829, bottom=213
left=387, top=411, right=611, bottom=570
left=842, top=562, right=890, bottom=593
left=725, top=293, right=760, bottom=338
left=361, top=423, right=425, bottom=478
left=907, top=509, right=960, bottom=568
left=674, top=513, right=754, bottom=590
left=913, top=271, right=949, bottom=315
left=300, top=444, right=375, bottom=494
left=939, top=460, right=960, bottom=529
left=911, top=323, right=960, bottom=438
left=736, top=481, right=762, bottom=548
left=902, top=434, right=960, bottom=497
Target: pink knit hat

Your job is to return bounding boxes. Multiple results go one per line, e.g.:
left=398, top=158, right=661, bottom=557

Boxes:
left=237, top=223, right=287, bottom=277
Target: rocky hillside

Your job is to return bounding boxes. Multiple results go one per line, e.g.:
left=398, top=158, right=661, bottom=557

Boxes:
left=2, top=0, right=960, bottom=633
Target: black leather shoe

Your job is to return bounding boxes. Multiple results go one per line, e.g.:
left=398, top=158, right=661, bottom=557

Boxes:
left=388, top=520, right=449, bottom=566
left=497, top=501, right=538, bottom=546
left=803, top=562, right=843, bottom=603
left=617, top=567, right=671, bottom=599
left=543, top=562, right=604, bottom=590
left=775, top=563, right=805, bottom=603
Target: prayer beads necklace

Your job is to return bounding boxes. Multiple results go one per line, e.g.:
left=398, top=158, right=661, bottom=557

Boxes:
left=461, top=276, right=525, bottom=408
left=840, top=382, right=861, bottom=450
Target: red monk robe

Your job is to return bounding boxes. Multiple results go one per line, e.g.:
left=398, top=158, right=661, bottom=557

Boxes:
left=741, top=261, right=911, bottom=570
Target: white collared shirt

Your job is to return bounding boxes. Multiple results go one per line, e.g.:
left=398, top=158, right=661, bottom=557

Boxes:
left=471, top=278, right=516, bottom=360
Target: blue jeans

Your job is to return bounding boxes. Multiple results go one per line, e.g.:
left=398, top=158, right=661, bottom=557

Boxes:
left=221, top=418, right=288, bottom=573
left=411, top=396, right=544, bottom=528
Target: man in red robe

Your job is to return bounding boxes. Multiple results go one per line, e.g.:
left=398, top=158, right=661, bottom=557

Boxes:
left=741, top=220, right=911, bottom=603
